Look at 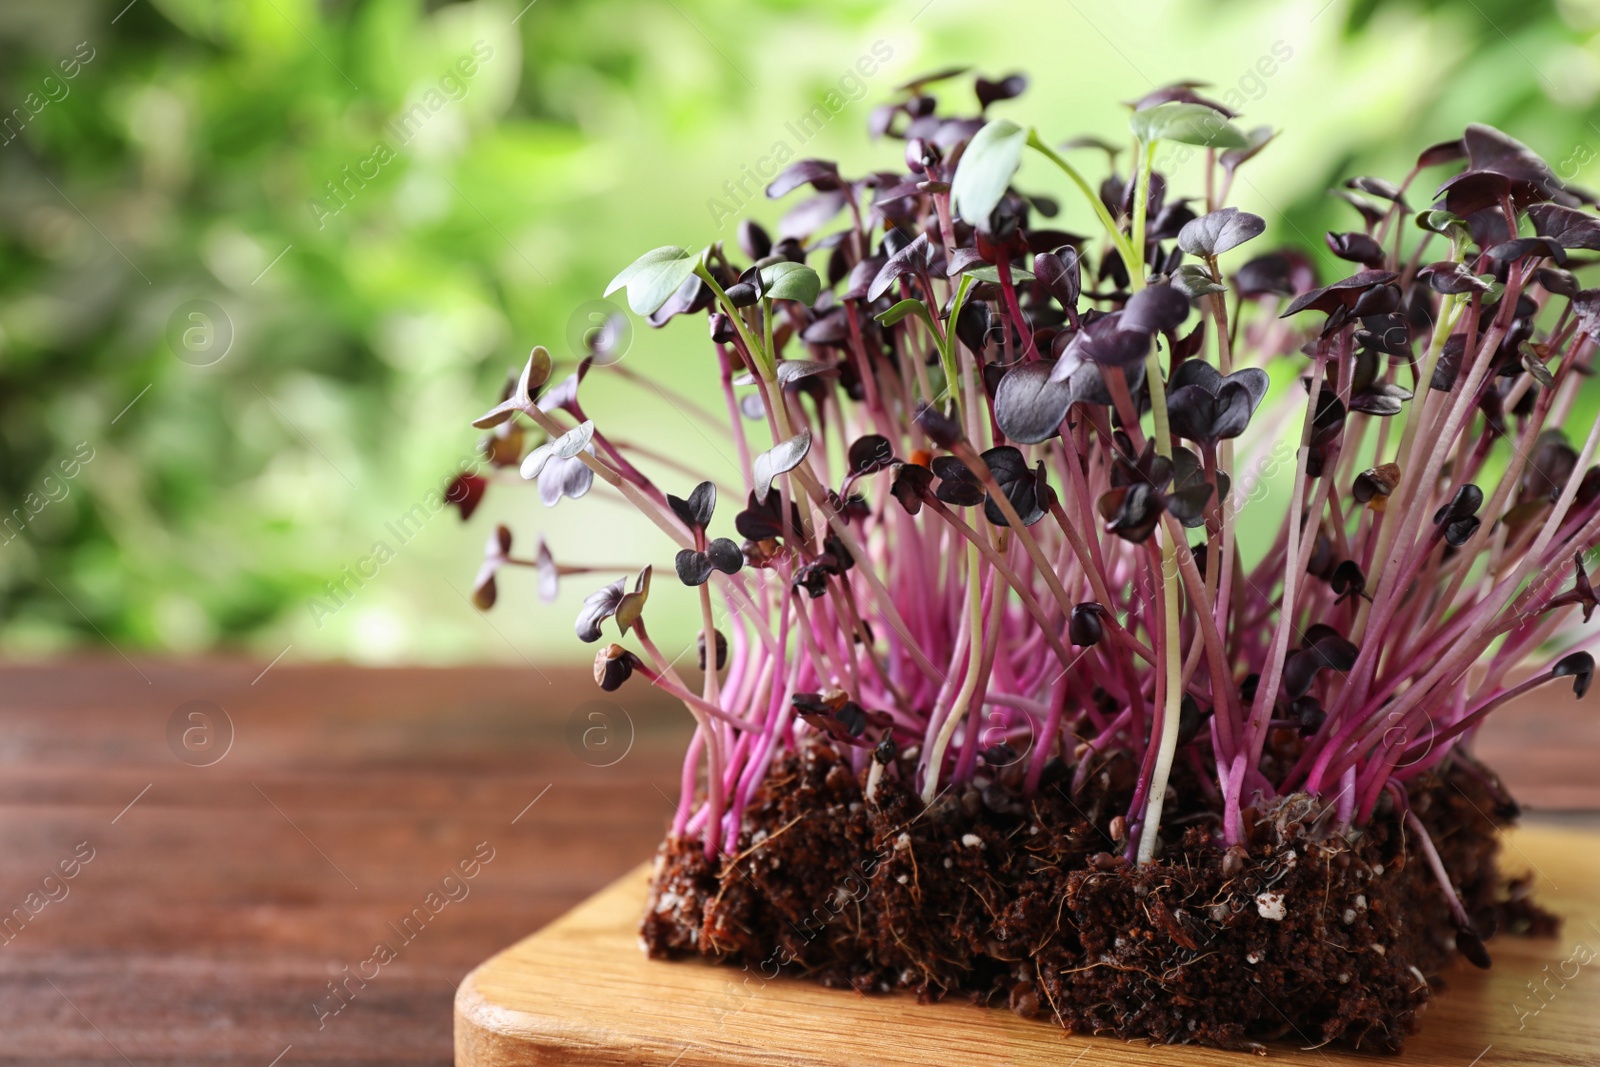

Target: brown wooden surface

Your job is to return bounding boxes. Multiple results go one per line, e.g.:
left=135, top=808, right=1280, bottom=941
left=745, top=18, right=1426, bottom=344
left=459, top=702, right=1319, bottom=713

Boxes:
left=0, top=658, right=691, bottom=1067
left=0, top=657, right=1591, bottom=1066
left=455, top=828, right=1600, bottom=1066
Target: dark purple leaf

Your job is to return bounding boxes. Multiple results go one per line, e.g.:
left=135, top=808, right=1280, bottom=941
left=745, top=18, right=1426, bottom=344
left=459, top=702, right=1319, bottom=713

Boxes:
left=981, top=445, right=1045, bottom=527
left=1281, top=270, right=1399, bottom=318
left=976, top=73, right=1028, bottom=109
left=706, top=537, right=744, bottom=575
left=1033, top=247, right=1082, bottom=309
left=1529, top=203, right=1600, bottom=250
left=667, top=481, right=717, bottom=532
left=890, top=462, right=934, bottom=514
left=1417, top=261, right=1491, bottom=295
left=1122, top=283, right=1191, bottom=334
left=848, top=434, right=895, bottom=475
left=994, top=361, right=1074, bottom=444
left=576, top=577, right=627, bottom=642
left=1554, top=651, right=1595, bottom=698
left=674, top=549, right=714, bottom=587
left=1069, top=603, right=1104, bottom=646
left=869, top=233, right=936, bottom=301
left=766, top=159, right=842, bottom=199
left=1326, top=231, right=1386, bottom=267
left=1178, top=207, right=1266, bottom=257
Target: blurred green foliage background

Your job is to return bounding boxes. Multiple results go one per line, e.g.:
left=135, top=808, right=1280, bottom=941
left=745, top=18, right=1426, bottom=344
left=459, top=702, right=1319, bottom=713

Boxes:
left=5, top=0, right=1600, bottom=665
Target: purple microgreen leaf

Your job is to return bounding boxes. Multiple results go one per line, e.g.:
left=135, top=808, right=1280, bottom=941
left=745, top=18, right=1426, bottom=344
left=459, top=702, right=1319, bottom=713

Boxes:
left=674, top=549, right=714, bottom=587
left=471, top=524, right=513, bottom=610
left=915, top=402, right=966, bottom=448
left=847, top=435, right=896, bottom=475
left=537, top=444, right=597, bottom=507
left=994, top=361, right=1074, bottom=444
left=1033, top=247, right=1082, bottom=309
left=1099, top=483, right=1163, bottom=542
left=752, top=429, right=812, bottom=504
left=446, top=473, right=488, bottom=520
left=975, top=72, right=1028, bottom=109
left=765, top=159, right=842, bottom=199
left=473, top=346, right=553, bottom=428
left=981, top=445, right=1046, bottom=527
left=1178, top=207, right=1266, bottom=258
left=1345, top=175, right=1408, bottom=208
left=1555, top=652, right=1596, bottom=698
left=576, top=577, right=627, bottom=642
left=1348, top=390, right=1407, bottom=417
left=890, top=462, right=934, bottom=515
left=933, top=453, right=985, bottom=507
left=1528, top=203, right=1600, bottom=250
left=1417, top=261, right=1492, bottom=295
left=1325, top=231, right=1386, bottom=267
left=705, top=537, right=744, bottom=575
left=1069, top=603, right=1104, bottom=646
left=775, top=359, right=840, bottom=386
left=1127, top=81, right=1236, bottom=116
left=1164, top=482, right=1213, bottom=526
left=1281, top=270, right=1399, bottom=319
left=869, top=233, right=937, bottom=301
left=1061, top=311, right=1152, bottom=368
left=537, top=372, right=582, bottom=415
left=522, top=420, right=595, bottom=480
left=779, top=189, right=849, bottom=240
left=1122, top=282, right=1192, bottom=334
left=945, top=246, right=988, bottom=278
left=737, top=219, right=771, bottom=260
left=667, top=481, right=717, bottom=532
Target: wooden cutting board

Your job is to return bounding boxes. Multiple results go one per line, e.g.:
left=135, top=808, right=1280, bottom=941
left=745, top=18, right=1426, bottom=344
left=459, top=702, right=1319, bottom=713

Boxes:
left=455, top=825, right=1600, bottom=1065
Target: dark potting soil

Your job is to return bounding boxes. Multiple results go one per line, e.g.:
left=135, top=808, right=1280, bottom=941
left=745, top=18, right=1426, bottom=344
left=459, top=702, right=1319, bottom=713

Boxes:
left=641, top=738, right=1556, bottom=1053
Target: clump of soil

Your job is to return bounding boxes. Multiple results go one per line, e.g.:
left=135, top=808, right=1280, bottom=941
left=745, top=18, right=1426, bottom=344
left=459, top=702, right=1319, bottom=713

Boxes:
left=642, top=739, right=1556, bottom=1053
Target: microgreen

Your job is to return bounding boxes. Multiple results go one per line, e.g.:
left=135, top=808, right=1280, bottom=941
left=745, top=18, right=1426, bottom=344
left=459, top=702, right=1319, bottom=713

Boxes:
left=458, top=70, right=1600, bottom=952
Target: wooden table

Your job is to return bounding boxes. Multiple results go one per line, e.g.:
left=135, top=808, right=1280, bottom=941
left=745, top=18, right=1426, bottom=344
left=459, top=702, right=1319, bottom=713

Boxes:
left=0, top=658, right=1591, bottom=1065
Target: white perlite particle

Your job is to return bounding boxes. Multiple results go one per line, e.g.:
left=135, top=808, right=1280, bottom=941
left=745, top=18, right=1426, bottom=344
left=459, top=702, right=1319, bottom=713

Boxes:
left=894, top=832, right=911, bottom=851
left=1255, top=891, right=1287, bottom=921
left=961, top=833, right=984, bottom=848
left=1246, top=951, right=1262, bottom=964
